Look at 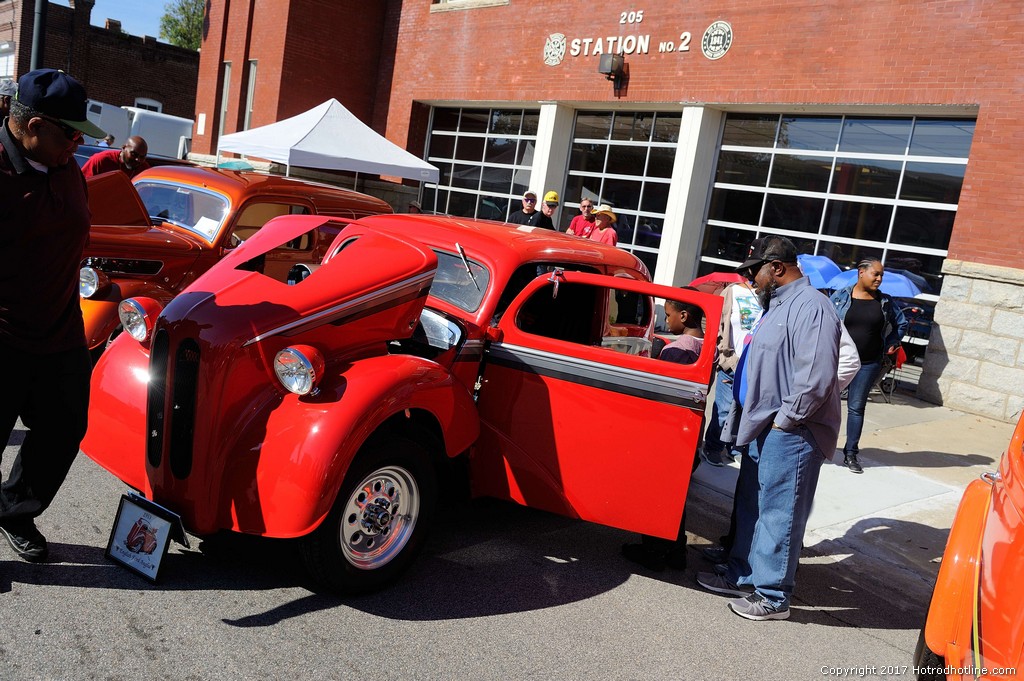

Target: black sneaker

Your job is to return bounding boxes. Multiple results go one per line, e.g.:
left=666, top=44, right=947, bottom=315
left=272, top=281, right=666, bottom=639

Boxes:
left=621, top=543, right=667, bottom=572
left=699, top=447, right=727, bottom=468
left=0, top=518, right=48, bottom=562
left=844, top=453, right=864, bottom=474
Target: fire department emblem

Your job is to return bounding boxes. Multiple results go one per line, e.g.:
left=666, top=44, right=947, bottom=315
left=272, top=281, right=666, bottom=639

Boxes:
left=701, top=21, right=733, bottom=60
left=544, top=33, right=567, bottom=66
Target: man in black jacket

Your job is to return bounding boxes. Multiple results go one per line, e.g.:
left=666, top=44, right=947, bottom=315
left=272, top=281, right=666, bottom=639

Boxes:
left=0, top=68, right=106, bottom=563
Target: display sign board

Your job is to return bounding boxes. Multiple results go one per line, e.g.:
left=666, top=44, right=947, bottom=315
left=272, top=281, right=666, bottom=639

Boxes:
left=106, top=493, right=188, bottom=582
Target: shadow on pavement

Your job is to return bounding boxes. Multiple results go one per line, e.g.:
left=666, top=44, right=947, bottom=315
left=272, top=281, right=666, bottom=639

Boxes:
left=860, top=447, right=994, bottom=470
left=0, top=497, right=931, bottom=632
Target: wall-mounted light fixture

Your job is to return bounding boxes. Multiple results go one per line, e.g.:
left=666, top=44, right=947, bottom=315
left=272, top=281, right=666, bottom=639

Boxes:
left=597, top=53, right=628, bottom=97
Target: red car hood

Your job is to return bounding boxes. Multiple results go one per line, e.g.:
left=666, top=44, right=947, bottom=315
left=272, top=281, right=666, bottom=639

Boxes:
left=87, top=223, right=202, bottom=256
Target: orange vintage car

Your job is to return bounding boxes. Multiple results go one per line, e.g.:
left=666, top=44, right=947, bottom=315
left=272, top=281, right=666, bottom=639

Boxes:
left=79, top=166, right=392, bottom=358
left=82, top=213, right=722, bottom=594
left=915, top=410, right=1024, bottom=680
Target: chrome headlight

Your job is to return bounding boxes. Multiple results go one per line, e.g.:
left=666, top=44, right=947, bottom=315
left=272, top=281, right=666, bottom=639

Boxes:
left=274, top=345, right=325, bottom=396
left=79, top=266, right=109, bottom=298
left=118, top=298, right=163, bottom=342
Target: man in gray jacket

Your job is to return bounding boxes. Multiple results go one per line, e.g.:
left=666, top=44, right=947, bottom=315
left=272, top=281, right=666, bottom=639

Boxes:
left=696, top=235, right=842, bottom=621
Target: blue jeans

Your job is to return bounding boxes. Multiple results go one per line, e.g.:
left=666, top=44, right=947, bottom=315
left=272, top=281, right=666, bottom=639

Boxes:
left=725, top=424, right=825, bottom=609
left=703, top=368, right=734, bottom=455
left=843, top=361, right=882, bottom=456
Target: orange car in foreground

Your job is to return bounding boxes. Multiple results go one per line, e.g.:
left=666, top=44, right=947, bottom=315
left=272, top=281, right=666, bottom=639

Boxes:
left=916, top=410, right=1024, bottom=680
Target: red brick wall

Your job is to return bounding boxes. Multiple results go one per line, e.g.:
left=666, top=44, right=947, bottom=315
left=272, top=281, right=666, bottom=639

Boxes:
left=384, top=0, right=1023, bottom=270
left=4, top=1, right=197, bottom=120
left=192, top=0, right=385, bottom=155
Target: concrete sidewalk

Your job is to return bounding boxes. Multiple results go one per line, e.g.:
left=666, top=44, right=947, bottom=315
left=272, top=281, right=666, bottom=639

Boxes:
left=687, top=384, right=1017, bottom=598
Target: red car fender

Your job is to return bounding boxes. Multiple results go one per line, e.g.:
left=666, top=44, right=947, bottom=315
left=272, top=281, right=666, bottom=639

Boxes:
left=219, top=354, right=480, bottom=538
left=82, top=279, right=175, bottom=349
left=924, top=476, right=994, bottom=657
left=81, top=334, right=155, bottom=494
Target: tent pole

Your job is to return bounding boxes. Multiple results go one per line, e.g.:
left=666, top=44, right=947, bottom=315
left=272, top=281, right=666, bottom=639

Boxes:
left=354, top=172, right=359, bottom=192
left=216, top=150, right=221, bottom=168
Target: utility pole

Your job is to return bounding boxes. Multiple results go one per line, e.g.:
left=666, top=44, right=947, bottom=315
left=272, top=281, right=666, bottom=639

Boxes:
left=30, top=0, right=47, bottom=70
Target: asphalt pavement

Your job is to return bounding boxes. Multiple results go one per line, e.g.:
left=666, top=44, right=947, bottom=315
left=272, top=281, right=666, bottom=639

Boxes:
left=690, top=370, right=1018, bottom=603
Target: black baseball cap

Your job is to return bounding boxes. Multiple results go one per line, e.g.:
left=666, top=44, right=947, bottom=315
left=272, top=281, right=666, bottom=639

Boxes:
left=736, top=235, right=799, bottom=272
left=16, top=68, right=106, bottom=138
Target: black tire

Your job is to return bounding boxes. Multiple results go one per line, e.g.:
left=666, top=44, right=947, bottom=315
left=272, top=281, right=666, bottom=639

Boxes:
left=301, top=433, right=437, bottom=595
left=913, top=627, right=946, bottom=680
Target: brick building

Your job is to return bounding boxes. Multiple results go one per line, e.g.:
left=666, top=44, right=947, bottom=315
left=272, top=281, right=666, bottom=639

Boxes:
left=193, top=0, right=1023, bottom=423
left=0, top=0, right=198, bottom=119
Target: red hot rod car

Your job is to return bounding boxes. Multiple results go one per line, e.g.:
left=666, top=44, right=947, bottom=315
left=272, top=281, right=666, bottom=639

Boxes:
left=82, top=214, right=721, bottom=593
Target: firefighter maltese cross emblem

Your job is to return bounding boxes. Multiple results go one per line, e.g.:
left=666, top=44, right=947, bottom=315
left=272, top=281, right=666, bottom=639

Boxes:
left=544, top=33, right=567, bottom=66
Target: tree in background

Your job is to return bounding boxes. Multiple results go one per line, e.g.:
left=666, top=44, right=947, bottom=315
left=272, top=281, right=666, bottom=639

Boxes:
left=159, top=0, right=204, bottom=51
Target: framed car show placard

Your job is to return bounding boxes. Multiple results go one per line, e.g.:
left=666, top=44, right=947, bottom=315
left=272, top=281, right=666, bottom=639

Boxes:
left=106, top=492, right=188, bottom=582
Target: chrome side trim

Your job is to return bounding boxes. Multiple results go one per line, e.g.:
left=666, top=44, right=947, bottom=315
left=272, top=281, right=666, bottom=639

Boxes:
left=243, top=270, right=435, bottom=346
left=487, top=342, right=708, bottom=409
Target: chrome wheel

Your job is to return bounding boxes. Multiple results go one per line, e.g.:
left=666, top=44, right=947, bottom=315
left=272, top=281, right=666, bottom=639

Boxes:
left=339, top=465, right=420, bottom=570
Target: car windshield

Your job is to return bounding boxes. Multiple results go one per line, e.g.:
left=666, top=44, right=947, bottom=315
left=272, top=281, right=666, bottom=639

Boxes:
left=134, top=180, right=231, bottom=243
left=428, top=250, right=490, bottom=312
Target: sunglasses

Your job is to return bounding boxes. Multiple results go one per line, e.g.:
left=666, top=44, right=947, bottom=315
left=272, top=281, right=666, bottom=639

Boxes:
left=741, top=259, right=776, bottom=282
left=39, top=115, right=83, bottom=142
left=523, top=198, right=537, bottom=204
left=580, top=204, right=593, bottom=210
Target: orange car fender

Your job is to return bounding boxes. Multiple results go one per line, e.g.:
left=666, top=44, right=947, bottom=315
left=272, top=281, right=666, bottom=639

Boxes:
left=82, top=279, right=174, bottom=349
left=924, top=477, right=994, bottom=655
left=220, top=354, right=480, bottom=538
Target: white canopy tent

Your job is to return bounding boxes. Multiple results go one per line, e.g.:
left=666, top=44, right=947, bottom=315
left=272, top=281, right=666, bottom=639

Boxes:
left=216, top=99, right=439, bottom=183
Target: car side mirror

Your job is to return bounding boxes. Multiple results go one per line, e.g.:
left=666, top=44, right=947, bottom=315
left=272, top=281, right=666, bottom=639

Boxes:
left=484, top=326, right=503, bottom=343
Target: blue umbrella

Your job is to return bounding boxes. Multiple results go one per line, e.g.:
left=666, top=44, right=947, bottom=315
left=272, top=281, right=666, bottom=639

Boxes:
left=796, top=254, right=842, bottom=289
left=825, top=269, right=923, bottom=298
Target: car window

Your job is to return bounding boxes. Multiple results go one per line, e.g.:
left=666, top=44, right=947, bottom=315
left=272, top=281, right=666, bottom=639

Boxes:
left=134, top=180, right=230, bottom=242
left=493, top=262, right=601, bottom=323
left=516, top=281, right=655, bottom=358
left=232, top=203, right=313, bottom=249
left=427, top=250, right=490, bottom=312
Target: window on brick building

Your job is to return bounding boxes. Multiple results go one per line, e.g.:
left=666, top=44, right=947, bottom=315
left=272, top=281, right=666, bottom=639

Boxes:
left=134, top=98, right=162, bottom=113
left=563, top=110, right=681, bottom=277
left=422, top=107, right=540, bottom=222
left=217, top=62, right=232, bottom=140
left=698, top=113, right=975, bottom=297
left=243, top=60, right=257, bottom=131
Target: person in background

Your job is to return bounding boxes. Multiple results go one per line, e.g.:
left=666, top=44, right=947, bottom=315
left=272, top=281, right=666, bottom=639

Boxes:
left=97, top=133, right=115, bottom=148
left=696, top=235, right=841, bottom=621
left=590, top=205, right=618, bottom=245
left=0, top=68, right=106, bottom=563
left=407, top=200, right=422, bottom=213
left=566, top=197, right=596, bottom=238
left=507, top=190, right=553, bottom=229
left=81, top=135, right=150, bottom=179
left=829, top=258, right=907, bottom=474
left=540, top=190, right=559, bottom=228
left=621, top=295, right=705, bottom=571
left=0, top=79, right=16, bottom=120
left=701, top=281, right=763, bottom=468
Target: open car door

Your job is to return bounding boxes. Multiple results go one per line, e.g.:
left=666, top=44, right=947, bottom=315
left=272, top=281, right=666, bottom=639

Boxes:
left=472, top=270, right=722, bottom=540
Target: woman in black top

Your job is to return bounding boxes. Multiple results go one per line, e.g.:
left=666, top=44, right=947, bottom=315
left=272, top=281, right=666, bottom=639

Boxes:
left=829, top=258, right=908, bottom=473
